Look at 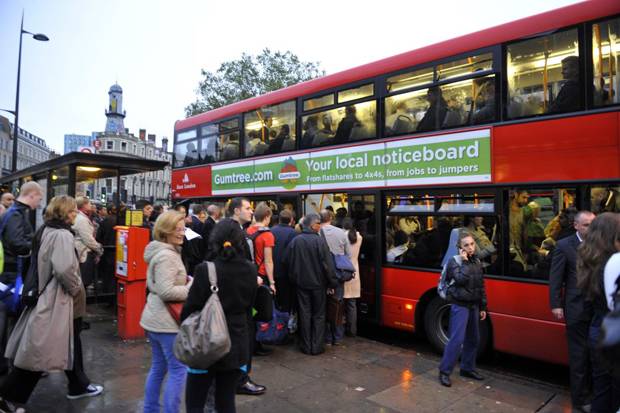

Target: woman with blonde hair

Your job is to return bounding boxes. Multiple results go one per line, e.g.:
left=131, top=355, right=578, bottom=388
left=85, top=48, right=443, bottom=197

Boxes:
left=140, top=210, right=193, bottom=413
left=0, top=195, right=103, bottom=412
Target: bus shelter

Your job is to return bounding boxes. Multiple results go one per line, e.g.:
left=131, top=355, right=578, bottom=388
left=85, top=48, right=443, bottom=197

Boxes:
left=0, top=152, right=168, bottom=225
left=0, top=152, right=169, bottom=302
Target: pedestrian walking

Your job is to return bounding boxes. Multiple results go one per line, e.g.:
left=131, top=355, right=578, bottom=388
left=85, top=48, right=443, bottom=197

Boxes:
left=549, top=211, right=596, bottom=412
left=576, top=212, right=620, bottom=413
left=438, top=231, right=487, bottom=387
left=285, top=213, right=339, bottom=355
left=0, top=195, right=103, bottom=412
left=183, top=219, right=258, bottom=413
left=0, top=182, right=43, bottom=376
left=342, top=218, right=362, bottom=337
left=140, top=211, right=193, bottom=413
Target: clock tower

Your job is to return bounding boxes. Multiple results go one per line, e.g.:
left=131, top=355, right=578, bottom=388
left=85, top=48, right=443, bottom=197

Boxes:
left=105, top=83, right=126, bottom=134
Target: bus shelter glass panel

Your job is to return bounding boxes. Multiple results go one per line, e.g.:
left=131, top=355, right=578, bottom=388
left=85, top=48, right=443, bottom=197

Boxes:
left=300, top=101, right=376, bottom=148
left=592, top=17, right=620, bottom=107
left=50, top=166, right=69, bottom=197
left=244, top=100, right=296, bottom=157
left=387, top=66, right=433, bottom=93
left=75, top=166, right=118, bottom=204
left=507, top=187, right=576, bottom=279
left=506, top=29, right=581, bottom=118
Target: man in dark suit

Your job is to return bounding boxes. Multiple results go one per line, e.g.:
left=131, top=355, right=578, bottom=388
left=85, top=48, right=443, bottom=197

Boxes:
left=549, top=210, right=595, bottom=412
left=202, top=204, right=220, bottom=257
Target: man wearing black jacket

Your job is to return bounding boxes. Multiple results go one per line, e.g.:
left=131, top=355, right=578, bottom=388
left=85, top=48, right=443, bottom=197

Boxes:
left=549, top=210, right=595, bottom=412
left=0, top=182, right=43, bottom=374
left=285, top=213, right=339, bottom=355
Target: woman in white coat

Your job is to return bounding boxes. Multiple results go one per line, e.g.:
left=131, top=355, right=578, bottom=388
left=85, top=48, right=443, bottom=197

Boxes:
left=343, top=218, right=362, bottom=337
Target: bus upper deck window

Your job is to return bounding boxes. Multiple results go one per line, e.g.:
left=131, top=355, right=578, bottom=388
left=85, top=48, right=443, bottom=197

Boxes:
left=506, top=29, right=581, bottom=119
left=592, top=17, right=620, bottom=107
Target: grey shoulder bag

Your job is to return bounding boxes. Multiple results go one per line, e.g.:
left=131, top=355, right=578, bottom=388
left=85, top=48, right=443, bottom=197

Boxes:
left=173, top=261, right=231, bottom=369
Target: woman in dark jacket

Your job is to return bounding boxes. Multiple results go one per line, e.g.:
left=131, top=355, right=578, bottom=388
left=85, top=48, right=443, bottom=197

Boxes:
left=438, top=231, right=488, bottom=387
left=576, top=213, right=620, bottom=413
left=181, top=219, right=258, bottom=413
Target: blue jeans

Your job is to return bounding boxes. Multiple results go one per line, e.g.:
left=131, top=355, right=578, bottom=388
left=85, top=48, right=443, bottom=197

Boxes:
left=144, top=331, right=187, bottom=413
left=439, top=304, right=479, bottom=375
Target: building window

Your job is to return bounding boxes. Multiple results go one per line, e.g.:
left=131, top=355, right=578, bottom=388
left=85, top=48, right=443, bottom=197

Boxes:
left=106, top=140, right=113, bottom=150
left=121, top=141, right=127, bottom=151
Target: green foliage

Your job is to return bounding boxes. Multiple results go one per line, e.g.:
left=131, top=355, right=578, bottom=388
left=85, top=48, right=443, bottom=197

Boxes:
left=185, top=49, right=325, bottom=117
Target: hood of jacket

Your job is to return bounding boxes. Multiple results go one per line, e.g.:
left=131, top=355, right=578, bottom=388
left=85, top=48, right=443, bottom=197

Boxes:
left=144, top=240, right=180, bottom=263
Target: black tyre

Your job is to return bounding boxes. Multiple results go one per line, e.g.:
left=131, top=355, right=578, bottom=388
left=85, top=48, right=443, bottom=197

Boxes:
left=423, top=295, right=490, bottom=357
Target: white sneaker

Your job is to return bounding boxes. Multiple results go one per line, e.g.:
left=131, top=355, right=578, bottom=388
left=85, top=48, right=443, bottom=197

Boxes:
left=66, top=384, right=104, bottom=400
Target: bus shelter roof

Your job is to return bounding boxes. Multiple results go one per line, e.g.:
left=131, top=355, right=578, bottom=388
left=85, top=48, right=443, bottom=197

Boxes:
left=0, top=152, right=169, bottom=184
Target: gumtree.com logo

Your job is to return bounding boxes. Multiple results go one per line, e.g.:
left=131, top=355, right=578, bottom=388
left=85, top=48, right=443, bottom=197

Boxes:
left=183, top=173, right=190, bottom=183
left=278, top=157, right=300, bottom=190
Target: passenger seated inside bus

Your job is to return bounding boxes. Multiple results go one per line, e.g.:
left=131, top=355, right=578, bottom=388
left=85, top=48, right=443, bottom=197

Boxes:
left=334, top=105, right=361, bottom=144
left=385, top=101, right=415, bottom=136
left=464, top=216, right=497, bottom=262
left=266, top=124, right=290, bottom=154
left=401, top=218, right=451, bottom=269
left=301, top=115, right=319, bottom=148
left=547, top=56, right=580, bottom=114
left=246, top=130, right=268, bottom=156
left=387, top=230, right=408, bottom=263
left=183, top=142, right=200, bottom=167
left=471, top=78, right=496, bottom=124
left=313, top=114, right=334, bottom=146
left=221, top=133, right=239, bottom=160
left=417, top=87, right=449, bottom=132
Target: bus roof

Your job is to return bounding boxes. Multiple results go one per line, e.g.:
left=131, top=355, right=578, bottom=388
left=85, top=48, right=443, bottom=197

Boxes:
left=176, top=0, right=619, bottom=132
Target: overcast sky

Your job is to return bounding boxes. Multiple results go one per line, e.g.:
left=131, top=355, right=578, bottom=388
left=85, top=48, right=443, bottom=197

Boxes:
left=0, top=0, right=582, bottom=154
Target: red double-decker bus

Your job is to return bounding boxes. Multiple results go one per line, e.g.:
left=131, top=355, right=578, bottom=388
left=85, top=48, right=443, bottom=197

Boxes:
left=170, top=0, right=620, bottom=364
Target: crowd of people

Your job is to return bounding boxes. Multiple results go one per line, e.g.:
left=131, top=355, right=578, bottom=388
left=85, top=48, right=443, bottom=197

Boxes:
left=0, top=182, right=618, bottom=412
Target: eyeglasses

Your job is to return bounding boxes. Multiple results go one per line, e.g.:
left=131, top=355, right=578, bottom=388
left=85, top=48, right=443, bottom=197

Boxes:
left=175, top=227, right=186, bottom=234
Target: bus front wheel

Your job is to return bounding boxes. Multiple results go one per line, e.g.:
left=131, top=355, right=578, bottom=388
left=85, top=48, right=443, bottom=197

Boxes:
left=423, top=296, right=490, bottom=357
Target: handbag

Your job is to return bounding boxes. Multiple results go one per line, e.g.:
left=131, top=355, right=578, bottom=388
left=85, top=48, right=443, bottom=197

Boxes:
left=174, top=261, right=231, bottom=369
left=166, top=302, right=183, bottom=325
left=256, top=303, right=289, bottom=344
left=333, top=254, right=356, bottom=283
left=599, top=279, right=620, bottom=365
left=326, top=295, right=345, bottom=326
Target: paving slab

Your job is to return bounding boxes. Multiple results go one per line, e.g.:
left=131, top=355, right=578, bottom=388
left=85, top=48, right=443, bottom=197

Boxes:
left=0, top=305, right=573, bottom=412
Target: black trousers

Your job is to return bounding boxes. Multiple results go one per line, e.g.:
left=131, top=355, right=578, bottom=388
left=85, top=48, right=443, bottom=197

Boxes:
left=238, top=319, right=255, bottom=386
left=80, top=252, right=96, bottom=288
left=566, top=318, right=592, bottom=406
left=274, top=275, right=296, bottom=313
left=0, top=318, right=91, bottom=404
left=296, top=288, right=326, bottom=355
left=186, top=369, right=241, bottom=413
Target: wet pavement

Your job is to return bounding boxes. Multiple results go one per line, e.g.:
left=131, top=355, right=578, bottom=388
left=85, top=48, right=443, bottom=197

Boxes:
left=9, top=305, right=572, bottom=412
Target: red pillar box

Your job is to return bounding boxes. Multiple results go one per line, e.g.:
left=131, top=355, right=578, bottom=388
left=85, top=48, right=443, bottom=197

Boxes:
left=115, top=226, right=150, bottom=339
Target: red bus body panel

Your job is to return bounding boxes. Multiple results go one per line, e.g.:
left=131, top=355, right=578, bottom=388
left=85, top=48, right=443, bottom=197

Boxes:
left=493, top=113, right=620, bottom=183
left=381, top=267, right=569, bottom=365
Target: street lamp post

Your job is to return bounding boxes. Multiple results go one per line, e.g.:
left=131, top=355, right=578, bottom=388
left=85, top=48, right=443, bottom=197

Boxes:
left=11, top=12, right=49, bottom=173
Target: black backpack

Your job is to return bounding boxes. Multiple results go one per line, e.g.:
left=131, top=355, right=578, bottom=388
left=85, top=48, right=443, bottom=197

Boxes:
left=21, top=225, right=53, bottom=308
